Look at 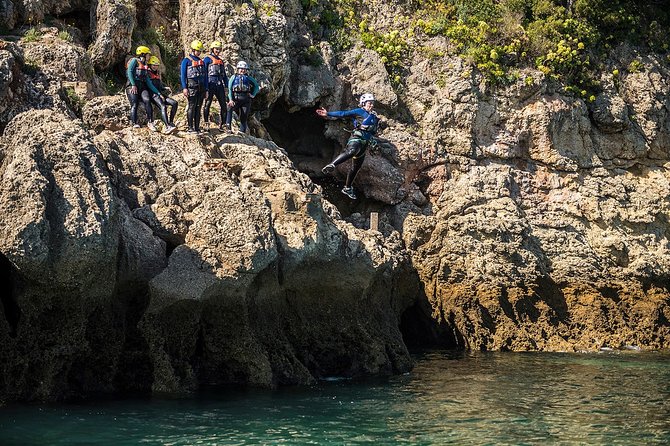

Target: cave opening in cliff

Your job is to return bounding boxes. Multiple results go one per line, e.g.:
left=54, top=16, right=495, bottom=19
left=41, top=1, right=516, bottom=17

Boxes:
left=263, top=100, right=384, bottom=214
left=263, top=99, right=337, bottom=174
left=0, top=252, right=21, bottom=338
left=400, top=299, right=464, bottom=351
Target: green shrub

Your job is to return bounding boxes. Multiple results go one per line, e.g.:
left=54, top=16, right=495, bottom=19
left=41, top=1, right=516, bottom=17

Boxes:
left=360, top=27, right=409, bottom=87
left=63, top=86, right=85, bottom=116
left=58, top=30, right=72, bottom=42
left=22, top=27, right=41, bottom=42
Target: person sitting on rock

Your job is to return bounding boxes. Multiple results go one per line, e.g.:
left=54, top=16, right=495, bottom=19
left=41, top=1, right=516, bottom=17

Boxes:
left=147, top=56, right=177, bottom=135
left=126, top=45, right=162, bottom=131
left=225, top=61, right=259, bottom=134
left=317, top=93, right=380, bottom=200
left=180, top=40, right=207, bottom=135
left=203, top=41, right=229, bottom=131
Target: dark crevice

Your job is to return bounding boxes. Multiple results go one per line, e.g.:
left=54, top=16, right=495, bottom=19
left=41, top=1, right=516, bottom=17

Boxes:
left=263, top=99, right=337, bottom=173
left=55, top=10, right=92, bottom=44
left=400, top=297, right=462, bottom=351
left=0, top=252, right=21, bottom=338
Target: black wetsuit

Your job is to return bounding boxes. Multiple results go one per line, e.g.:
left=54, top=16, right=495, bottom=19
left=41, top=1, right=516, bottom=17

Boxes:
left=203, top=53, right=229, bottom=125
left=149, top=70, right=177, bottom=126
left=180, top=54, right=206, bottom=131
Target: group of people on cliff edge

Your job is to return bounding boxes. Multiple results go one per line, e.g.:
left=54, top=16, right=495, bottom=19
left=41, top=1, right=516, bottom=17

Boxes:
left=125, top=41, right=259, bottom=136
left=126, top=42, right=379, bottom=201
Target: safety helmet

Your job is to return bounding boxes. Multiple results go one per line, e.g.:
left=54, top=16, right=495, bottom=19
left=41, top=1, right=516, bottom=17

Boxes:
left=148, top=56, right=160, bottom=65
left=190, top=40, right=204, bottom=51
left=359, top=93, right=375, bottom=106
left=236, top=60, right=249, bottom=69
left=210, top=40, right=222, bottom=49
left=136, top=45, right=151, bottom=56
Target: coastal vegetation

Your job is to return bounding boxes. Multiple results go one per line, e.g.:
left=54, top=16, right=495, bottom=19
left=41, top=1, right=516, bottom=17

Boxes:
left=304, top=0, right=670, bottom=95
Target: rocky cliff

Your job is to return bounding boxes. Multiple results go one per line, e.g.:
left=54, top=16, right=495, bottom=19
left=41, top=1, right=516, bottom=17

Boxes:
left=1, top=0, right=669, bottom=402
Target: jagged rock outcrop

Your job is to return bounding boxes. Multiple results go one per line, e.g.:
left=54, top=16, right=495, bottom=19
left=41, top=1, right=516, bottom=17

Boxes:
left=0, top=105, right=416, bottom=401
left=89, top=0, right=135, bottom=71
left=399, top=47, right=670, bottom=351
left=0, top=109, right=166, bottom=401
left=0, top=28, right=104, bottom=129
left=93, top=129, right=416, bottom=392
left=0, top=0, right=89, bottom=28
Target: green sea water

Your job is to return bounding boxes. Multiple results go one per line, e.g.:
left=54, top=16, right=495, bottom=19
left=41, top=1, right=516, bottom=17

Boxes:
left=1, top=350, right=669, bottom=445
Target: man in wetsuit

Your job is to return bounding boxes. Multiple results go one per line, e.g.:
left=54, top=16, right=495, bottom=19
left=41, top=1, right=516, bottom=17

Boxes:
left=180, top=40, right=207, bottom=134
left=317, top=93, right=380, bottom=200
left=203, top=41, right=229, bottom=131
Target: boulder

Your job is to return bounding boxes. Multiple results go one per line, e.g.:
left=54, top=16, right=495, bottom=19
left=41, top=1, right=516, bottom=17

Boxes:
left=89, top=0, right=135, bottom=71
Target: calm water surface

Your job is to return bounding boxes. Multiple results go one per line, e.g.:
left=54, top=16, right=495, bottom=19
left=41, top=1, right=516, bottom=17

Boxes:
left=1, top=351, right=669, bottom=445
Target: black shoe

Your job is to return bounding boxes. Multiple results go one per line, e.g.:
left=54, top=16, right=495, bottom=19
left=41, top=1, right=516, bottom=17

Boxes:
left=341, top=186, right=356, bottom=200
left=322, top=163, right=335, bottom=174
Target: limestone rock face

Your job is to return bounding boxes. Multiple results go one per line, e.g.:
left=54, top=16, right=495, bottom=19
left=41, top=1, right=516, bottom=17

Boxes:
left=89, top=0, right=135, bottom=71
left=179, top=0, right=289, bottom=110
left=399, top=51, right=670, bottom=352
left=0, top=31, right=104, bottom=129
left=93, top=129, right=415, bottom=392
left=2, top=0, right=89, bottom=26
left=0, top=109, right=165, bottom=401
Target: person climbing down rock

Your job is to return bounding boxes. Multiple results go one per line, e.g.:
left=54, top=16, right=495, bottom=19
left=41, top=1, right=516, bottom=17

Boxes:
left=181, top=40, right=207, bottom=135
left=317, top=93, right=380, bottom=200
left=148, top=56, right=177, bottom=135
left=126, top=45, right=162, bottom=131
left=203, top=41, right=229, bottom=131
left=226, top=60, right=259, bottom=134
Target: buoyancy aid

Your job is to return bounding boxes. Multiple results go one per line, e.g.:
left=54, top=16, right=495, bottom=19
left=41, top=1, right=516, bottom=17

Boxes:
left=354, top=111, right=379, bottom=137
left=231, top=74, right=251, bottom=93
left=127, top=57, right=149, bottom=83
left=208, top=55, right=225, bottom=77
left=186, top=55, right=205, bottom=80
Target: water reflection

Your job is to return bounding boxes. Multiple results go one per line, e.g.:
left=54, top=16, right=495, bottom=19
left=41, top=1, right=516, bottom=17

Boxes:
left=1, top=351, right=669, bottom=445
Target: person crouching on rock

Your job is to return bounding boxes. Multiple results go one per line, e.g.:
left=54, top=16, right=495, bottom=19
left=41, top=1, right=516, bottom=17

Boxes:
left=225, top=61, right=259, bottom=134
left=126, top=45, right=162, bottom=131
left=180, top=40, right=207, bottom=135
left=317, top=93, right=380, bottom=200
left=203, top=41, right=229, bottom=131
left=147, top=56, right=177, bottom=135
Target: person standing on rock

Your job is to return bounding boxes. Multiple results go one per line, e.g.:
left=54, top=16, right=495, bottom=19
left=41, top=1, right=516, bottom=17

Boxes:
left=317, top=93, right=380, bottom=200
left=126, top=45, right=162, bottom=131
left=147, top=56, right=177, bottom=135
left=202, top=41, right=229, bottom=131
left=226, top=61, right=259, bottom=134
left=180, top=40, right=207, bottom=135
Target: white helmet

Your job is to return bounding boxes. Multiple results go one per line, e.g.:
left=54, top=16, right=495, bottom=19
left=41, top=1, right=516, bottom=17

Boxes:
left=359, top=93, right=375, bottom=106
left=236, top=60, right=249, bottom=69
